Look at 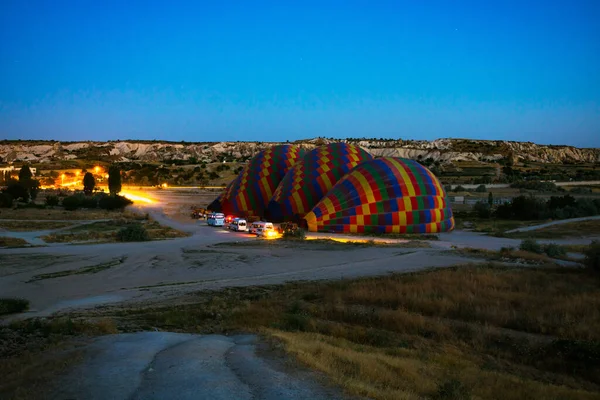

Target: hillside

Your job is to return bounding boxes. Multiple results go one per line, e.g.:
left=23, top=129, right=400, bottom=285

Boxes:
left=1, top=138, right=598, bottom=165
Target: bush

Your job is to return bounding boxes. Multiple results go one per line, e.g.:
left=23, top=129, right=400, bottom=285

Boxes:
left=543, top=243, right=567, bottom=258
left=475, top=184, right=487, bottom=193
left=434, top=378, right=471, bottom=400
left=116, top=223, right=150, bottom=242
left=283, top=228, right=306, bottom=240
left=520, top=238, right=543, bottom=254
left=454, top=185, right=466, bottom=192
left=0, top=192, right=13, bottom=208
left=62, top=195, right=82, bottom=211
left=584, top=241, right=600, bottom=272
left=80, top=196, right=98, bottom=209
left=98, top=195, right=133, bottom=210
left=473, top=202, right=492, bottom=218
left=0, top=298, right=30, bottom=316
left=45, top=195, right=59, bottom=207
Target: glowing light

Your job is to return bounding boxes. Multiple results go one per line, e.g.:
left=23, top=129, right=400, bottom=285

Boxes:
left=120, top=191, right=155, bottom=204
left=263, top=230, right=282, bottom=240
left=162, top=183, right=168, bottom=188
left=94, top=166, right=100, bottom=173
left=76, top=171, right=80, bottom=176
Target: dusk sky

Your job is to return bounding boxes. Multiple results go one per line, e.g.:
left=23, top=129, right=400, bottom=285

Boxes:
left=1, top=1, right=599, bottom=147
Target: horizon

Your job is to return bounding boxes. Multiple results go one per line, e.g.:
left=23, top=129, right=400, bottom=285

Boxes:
left=1, top=1, right=599, bottom=147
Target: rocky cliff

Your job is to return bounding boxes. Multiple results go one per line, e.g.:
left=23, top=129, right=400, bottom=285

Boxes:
left=0, top=138, right=598, bottom=165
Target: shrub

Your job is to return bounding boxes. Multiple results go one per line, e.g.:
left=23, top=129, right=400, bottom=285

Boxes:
left=473, top=202, right=492, bottom=219
left=454, top=185, right=466, bottom=192
left=584, top=241, right=600, bottom=272
left=520, top=238, right=543, bottom=254
left=475, top=184, right=487, bottom=193
left=283, top=228, right=306, bottom=240
left=116, top=223, right=150, bottom=242
left=0, top=298, right=30, bottom=316
left=0, top=192, right=13, bottom=208
left=62, top=195, right=82, bottom=211
left=45, top=195, right=59, bottom=207
left=80, top=196, right=98, bottom=209
left=434, top=378, right=471, bottom=400
left=543, top=243, right=567, bottom=258
left=98, top=194, right=133, bottom=210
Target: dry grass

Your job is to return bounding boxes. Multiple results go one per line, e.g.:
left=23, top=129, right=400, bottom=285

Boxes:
left=453, top=217, right=541, bottom=235
left=505, top=220, right=600, bottom=239
left=41, top=218, right=188, bottom=243
left=102, top=264, right=600, bottom=399
left=0, top=207, right=121, bottom=221
left=0, top=220, right=73, bottom=231
left=452, top=247, right=555, bottom=264
left=0, top=237, right=29, bottom=248
left=0, top=318, right=118, bottom=400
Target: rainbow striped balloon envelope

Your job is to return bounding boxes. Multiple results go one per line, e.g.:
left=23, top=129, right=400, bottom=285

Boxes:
left=304, top=157, right=454, bottom=234
left=217, top=145, right=305, bottom=216
left=267, top=143, right=373, bottom=222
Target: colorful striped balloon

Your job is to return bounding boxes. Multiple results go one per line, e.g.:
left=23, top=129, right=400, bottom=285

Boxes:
left=304, top=157, right=454, bottom=234
left=219, top=145, right=305, bottom=216
left=267, top=143, right=373, bottom=222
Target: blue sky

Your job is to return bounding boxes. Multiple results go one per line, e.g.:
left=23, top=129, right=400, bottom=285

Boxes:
left=1, top=0, right=599, bottom=146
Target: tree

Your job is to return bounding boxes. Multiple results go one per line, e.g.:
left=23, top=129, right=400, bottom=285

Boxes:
left=18, top=165, right=33, bottom=182
left=108, top=165, right=122, bottom=195
left=83, top=172, right=96, bottom=195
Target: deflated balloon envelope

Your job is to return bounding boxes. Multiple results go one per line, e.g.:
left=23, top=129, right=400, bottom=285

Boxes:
left=267, top=142, right=373, bottom=222
left=304, top=157, right=454, bottom=234
left=208, top=144, right=305, bottom=217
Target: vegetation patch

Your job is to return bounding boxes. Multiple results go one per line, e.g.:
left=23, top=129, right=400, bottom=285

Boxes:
left=504, top=219, right=600, bottom=239
left=93, top=264, right=600, bottom=400
left=0, top=298, right=30, bottom=316
left=0, top=237, right=29, bottom=248
left=26, top=257, right=126, bottom=282
left=0, top=220, right=73, bottom=232
left=41, top=217, right=188, bottom=243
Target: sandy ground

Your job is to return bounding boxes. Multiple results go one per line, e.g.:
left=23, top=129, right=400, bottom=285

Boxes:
left=1, top=189, right=597, bottom=319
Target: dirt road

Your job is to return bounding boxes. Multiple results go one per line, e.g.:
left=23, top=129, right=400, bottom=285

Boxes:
left=51, top=332, right=349, bottom=400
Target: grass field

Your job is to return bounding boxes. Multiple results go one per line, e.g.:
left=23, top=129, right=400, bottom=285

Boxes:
left=82, top=263, right=600, bottom=400
left=0, top=220, right=73, bottom=231
left=453, top=216, right=542, bottom=235
left=0, top=207, right=132, bottom=221
left=505, top=220, right=600, bottom=239
left=0, top=237, right=29, bottom=248
left=40, top=218, right=188, bottom=243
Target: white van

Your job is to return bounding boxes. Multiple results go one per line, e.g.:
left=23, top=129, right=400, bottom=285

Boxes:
left=249, top=221, right=267, bottom=234
left=229, top=218, right=247, bottom=232
left=207, top=213, right=225, bottom=227
left=256, top=222, right=275, bottom=237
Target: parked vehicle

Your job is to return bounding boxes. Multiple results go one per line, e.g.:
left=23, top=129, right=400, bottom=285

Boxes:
left=256, top=222, right=275, bottom=237
left=249, top=221, right=267, bottom=234
left=229, top=218, right=248, bottom=232
left=207, top=213, right=225, bottom=226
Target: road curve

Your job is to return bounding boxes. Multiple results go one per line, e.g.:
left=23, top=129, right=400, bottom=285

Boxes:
left=52, top=332, right=351, bottom=400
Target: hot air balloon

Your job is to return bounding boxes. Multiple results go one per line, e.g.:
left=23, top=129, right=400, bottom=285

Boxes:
left=216, top=145, right=306, bottom=217
left=267, top=142, right=373, bottom=222
left=304, top=157, right=454, bottom=234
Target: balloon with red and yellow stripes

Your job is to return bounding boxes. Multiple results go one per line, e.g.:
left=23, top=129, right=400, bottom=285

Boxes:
left=218, top=144, right=305, bottom=217
left=267, top=143, right=373, bottom=222
left=304, top=157, right=454, bottom=234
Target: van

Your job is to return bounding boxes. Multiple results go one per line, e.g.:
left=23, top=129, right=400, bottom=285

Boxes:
left=249, top=221, right=267, bottom=234
left=207, top=213, right=225, bottom=227
left=256, top=222, right=275, bottom=237
left=229, top=218, right=247, bottom=232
